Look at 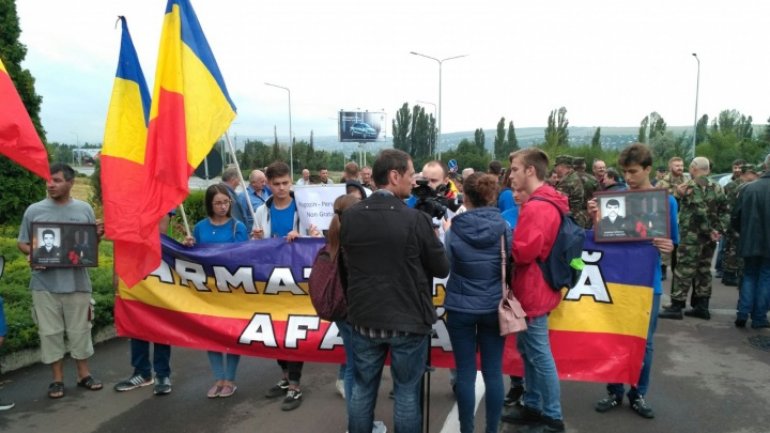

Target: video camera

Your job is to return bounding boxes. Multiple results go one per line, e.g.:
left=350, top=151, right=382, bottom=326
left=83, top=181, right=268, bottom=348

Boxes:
left=412, top=179, right=449, bottom=220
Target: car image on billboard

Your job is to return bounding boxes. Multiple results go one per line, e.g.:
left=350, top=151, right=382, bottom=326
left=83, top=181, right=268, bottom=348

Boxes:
left=339, top=111, right=385, bottom=142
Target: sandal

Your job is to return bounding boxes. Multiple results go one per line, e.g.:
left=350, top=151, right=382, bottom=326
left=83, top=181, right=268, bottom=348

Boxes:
left=77, top=375, right=103, bottom=391
left=48, top=381, right=65, bottom=399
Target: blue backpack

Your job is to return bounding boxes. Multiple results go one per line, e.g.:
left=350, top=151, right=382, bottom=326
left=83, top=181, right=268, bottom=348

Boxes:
left=530, top=197, right=586, bottom=291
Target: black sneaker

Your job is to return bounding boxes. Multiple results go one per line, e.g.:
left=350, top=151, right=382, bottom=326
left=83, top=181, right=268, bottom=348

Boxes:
left=629, top=395, right=655, bottom=419
left=595, top=393, right=623, bottom=412
left=281, top=388, right=303, bottom=411
left=501, top=402, right=543, bottom=425
left=114, top=374, right=153, bottom=392
left=265, top=379, right=289, bottom=398
left=541, top=416, right=565, bottom=432
left=735, top=318, right=747, bottom=328
left=504, top=385, right=525, bottom=407
left=153, top=376, right=172, bottom=396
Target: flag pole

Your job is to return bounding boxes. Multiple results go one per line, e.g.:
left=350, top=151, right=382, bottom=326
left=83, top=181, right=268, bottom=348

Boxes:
left=178, top=203, right=192, bottom=238
left=223, top=132, right=257, bottom=228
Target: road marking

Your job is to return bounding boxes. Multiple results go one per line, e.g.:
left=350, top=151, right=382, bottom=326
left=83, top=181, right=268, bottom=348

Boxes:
left=440, top=372, right=485, bottom=433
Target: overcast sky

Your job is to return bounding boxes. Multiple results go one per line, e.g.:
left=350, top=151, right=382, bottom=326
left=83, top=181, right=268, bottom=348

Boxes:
left=15, top=0, right=770, bottom=145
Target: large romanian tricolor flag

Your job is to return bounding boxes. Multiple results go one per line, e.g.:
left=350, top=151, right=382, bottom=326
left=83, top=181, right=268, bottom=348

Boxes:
left=116, top=232, right=659, bottom=384
left=100, top=17, right=155, bottom=285
left=0, top=58, right=50, bottom=180
left=130, top=0, right=236, bottom=287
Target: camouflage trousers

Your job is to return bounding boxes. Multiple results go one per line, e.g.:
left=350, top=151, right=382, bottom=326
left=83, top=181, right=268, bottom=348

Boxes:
left=672, top=238, right=717, bottom=302
left=721, top=230, right=744, bottom=276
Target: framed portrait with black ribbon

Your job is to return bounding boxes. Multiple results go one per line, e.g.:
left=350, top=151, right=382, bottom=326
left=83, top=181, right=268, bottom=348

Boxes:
left=594, top=189, right=670, bottom=243
left=30, top=222, right=99, bottom=267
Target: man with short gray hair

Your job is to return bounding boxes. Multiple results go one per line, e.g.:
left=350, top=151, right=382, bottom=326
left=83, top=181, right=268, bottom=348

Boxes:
left=238, top=169, right=271, bottom=228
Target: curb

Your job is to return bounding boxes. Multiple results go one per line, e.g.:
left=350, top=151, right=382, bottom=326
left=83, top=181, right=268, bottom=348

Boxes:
left=0, top=325, right=116, bottom=373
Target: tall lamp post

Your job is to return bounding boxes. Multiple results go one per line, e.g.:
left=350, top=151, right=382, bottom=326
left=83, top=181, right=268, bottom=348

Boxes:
left=265, top=82, right=293, bottom=179
left=691, top=53, right=700, bottom=161
left=416, top=100, right=437, bottom=156
left=410, top=51, right=467, bottom=159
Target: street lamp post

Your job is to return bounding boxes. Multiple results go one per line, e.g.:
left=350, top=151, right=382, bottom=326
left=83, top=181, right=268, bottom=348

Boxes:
left=691, top=53, right=700, bottom=161
left=265, top=82, right=293, bottom=179
left=416, top=100, right=437, bottom=156
left=410, top=51, right=467, bottom=160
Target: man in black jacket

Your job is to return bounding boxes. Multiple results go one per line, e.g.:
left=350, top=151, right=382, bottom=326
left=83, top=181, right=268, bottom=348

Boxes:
left=732, top=154, right=770, bottom=329
left=341, top=149, right=449, bottom=433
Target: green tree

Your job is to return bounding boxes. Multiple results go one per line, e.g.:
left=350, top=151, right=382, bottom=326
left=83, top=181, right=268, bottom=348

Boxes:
left=506, top=121, right=519, bottom=153
left=441, top=138, right=491, bottom=172
left=474, top=128, right=485, bottom=155
left=0, top=0, right=47, bottom=224
left=695, top=114, right=709, bottom=146
left=271, top=125, right=281, bottom=162
left=494, top=117, right=506, bottom=159
left=638, top=112, right=666, bottom=143
left=591, top=127, right=602, bottom=150
left=392, top=103, right=412, bottom=154
left=544, top=107, right=569, bottom=148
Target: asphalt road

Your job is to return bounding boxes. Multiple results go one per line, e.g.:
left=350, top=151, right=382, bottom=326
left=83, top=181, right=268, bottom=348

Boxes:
left=1, top=275, right=768, bottom=433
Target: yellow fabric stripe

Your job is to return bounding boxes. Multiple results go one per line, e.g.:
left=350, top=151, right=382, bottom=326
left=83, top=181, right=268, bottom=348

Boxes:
left=180, top=43, right=236, bottom=168
left=0, top=59, right=7, bottom=73
left=118, top=277, right=316, bottom=320
left=549, top=283, right=652, bottom=339
left=101, top=78, right=148, bottom=163
left=149, top=5, right=183, bottom=121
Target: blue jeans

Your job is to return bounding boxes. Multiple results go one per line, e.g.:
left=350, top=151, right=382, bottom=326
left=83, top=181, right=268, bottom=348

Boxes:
left=207, top=351, right=240, bottom=381
left=517, top=314, right=562, bottom=420
left=447, top=310, right=505, bottom=433
left=737, top=257, right=770, bottom=326
left=131, top=338, right=171, bottom=378
left=336, top=320, right=356, bottom=409
left=608, top=294, right=660, bottom=398
left=348, top=330, right=428, bottom=433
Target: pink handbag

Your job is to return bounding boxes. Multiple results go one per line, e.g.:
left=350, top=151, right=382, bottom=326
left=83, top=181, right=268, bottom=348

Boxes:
left=498, top=236, right=527, bottom=335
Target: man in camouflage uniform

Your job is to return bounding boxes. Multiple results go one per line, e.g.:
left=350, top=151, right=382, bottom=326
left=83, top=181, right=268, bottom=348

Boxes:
left=656, top=156, right=687, bottom=279
left=554, top=155, right=590, bottom=228
left=720, top=160, right=748, bottom=286
left=574, top=157, right=599, bottom=200
left=660, top=157, right=728, bottom=320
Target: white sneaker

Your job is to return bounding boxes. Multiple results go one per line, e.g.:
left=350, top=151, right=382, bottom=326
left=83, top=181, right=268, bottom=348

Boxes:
left=372, top=421, right=387, bottom=433
left=0, top=399, right=14, bottom=411
left=335, top=379, right=345, bottom=399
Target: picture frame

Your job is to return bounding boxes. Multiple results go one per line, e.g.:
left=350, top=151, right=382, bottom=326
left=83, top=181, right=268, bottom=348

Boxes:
left=594, top=189, right=670, bottom=243
left=30, top=222, right=98, bottom=267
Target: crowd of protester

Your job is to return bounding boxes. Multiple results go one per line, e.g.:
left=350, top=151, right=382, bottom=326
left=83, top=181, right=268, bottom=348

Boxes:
left=3, top=146, right=768, bottom=433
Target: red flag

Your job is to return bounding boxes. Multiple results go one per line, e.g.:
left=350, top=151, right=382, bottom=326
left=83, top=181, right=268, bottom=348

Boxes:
left=0, top=58, right=50, bottom=179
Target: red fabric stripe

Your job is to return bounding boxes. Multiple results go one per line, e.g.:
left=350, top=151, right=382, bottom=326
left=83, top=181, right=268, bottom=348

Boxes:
left=502, top=330, right=647, bottom=384
left=0, top=70, right=50, bottom=180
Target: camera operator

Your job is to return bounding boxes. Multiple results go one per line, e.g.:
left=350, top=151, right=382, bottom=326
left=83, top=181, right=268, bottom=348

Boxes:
left=412, top=161, right=462, bottom=243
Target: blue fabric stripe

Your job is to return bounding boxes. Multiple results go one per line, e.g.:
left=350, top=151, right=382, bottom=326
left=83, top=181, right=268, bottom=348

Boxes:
left=116, top=17, right=151, bottom=126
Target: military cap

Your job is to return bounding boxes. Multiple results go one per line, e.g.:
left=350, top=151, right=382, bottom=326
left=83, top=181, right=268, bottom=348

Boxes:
left=740, top=163, right=758, bottom=174
left=555, top=155, right=573, bottom=167
left=572, top=157, right=586, bottom=168
left=656, top=166, right=667, bottom=173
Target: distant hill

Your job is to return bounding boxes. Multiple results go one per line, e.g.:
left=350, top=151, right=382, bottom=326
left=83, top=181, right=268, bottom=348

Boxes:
left=233, top=125, right=696, bottom=155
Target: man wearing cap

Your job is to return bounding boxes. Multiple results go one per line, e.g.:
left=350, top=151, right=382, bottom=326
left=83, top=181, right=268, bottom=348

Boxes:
left=731, top=155, right=770, bottom=329
left=659, top=157, right=728, bottom=320
left=554, top=155, right=590, bottom=228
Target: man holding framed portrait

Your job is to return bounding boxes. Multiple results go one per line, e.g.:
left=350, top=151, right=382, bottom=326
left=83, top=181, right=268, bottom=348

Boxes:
left=17, top=163, right=105, bottom=399
left=587, top=143, right=679, bottom=419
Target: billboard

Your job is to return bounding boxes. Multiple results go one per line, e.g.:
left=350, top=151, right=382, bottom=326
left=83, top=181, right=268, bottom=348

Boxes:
left=338, top=110, right=386, bottom=142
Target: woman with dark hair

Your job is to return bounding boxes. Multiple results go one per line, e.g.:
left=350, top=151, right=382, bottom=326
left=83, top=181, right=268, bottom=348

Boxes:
left=444, top=173, right=511, bottom=433
left=183, top=184, right=248, bottom=398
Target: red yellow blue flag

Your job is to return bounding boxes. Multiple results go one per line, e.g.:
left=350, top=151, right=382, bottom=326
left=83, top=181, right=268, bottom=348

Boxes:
left=100, top=16, right=156, bottom=286
left=132, top=0, right=236, bottom=286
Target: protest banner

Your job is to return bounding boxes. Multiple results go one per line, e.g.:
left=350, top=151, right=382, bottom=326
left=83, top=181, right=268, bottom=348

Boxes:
left=293, top=184, right=347, bottom=233
left=115, top=232, right=658, bottom=384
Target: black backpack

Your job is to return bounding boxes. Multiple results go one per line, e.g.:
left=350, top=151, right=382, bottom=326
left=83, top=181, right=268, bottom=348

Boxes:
left=529, top=197, right=586, bottom=291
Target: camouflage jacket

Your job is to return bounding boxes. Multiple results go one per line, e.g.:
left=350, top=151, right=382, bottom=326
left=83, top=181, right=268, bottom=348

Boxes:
left=556, top=171, right=590, bottom=227
left=723, top=178, right=744, bottom=211
left=578, top=171, right=599, bottom=200
left=677, top=175, right=728, bottom=238
left=656, top=173, right=686, bottom=198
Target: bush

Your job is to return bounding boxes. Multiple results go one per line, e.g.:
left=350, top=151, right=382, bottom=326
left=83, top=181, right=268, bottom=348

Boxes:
left=0, top=225, right=115, bottom=354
